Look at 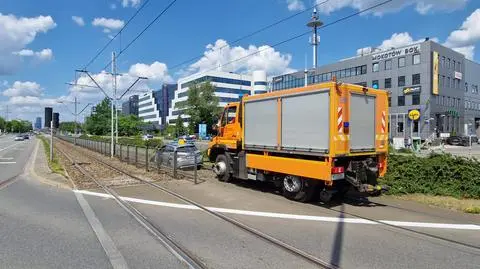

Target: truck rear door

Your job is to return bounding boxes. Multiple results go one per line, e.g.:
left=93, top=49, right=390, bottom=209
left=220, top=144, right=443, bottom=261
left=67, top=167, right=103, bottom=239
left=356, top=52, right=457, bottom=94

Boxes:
left=349, top=93, right=376, bottom=152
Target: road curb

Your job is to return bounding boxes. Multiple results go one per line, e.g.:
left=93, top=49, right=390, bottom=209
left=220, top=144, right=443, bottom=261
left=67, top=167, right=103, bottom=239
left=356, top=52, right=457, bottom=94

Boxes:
left=27, top=138, right=72, bottom=190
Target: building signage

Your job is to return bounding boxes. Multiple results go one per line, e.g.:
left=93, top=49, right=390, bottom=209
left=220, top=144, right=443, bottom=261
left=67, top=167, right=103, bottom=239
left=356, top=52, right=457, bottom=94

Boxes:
left=432, top=51, right=439, bottom=95
left=198, top=124, right=207, bottom=139
left=403, top=86, right=421, bottom=95
left=408, top=109, right=421, bottom=121
left=454, top=71, right=463, bottom=80
left=372, top=44, right=421, bottom=61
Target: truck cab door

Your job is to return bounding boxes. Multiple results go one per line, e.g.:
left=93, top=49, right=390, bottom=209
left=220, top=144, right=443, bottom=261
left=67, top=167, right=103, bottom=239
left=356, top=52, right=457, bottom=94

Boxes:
left=217, top=104, right=240, bottom=148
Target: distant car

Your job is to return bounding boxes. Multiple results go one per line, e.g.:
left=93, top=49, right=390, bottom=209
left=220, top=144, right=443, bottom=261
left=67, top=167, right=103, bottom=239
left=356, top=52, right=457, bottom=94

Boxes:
left=446, top=136, right=476, bottom=146
left=142, top=134, right=154, bottom=140
left=23, top=134, right=29, bottom=139
left=14, top=135, right=24, bottom=141
left=151, top=143, right=202, bottom=169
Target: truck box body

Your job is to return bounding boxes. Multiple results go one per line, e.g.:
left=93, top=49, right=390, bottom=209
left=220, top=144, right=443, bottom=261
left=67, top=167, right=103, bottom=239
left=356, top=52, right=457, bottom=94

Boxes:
left=241, top=82, right=388, bottom=181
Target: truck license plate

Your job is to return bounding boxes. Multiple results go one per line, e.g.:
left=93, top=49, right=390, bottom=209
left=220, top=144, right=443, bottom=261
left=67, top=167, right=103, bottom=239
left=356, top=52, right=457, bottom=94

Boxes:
left=331, top=173, right=345, bottom=180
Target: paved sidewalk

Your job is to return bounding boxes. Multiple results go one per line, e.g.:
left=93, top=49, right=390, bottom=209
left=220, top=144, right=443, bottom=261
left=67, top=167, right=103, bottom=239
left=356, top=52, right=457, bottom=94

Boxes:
left=29, top=138, right=72, bottom=189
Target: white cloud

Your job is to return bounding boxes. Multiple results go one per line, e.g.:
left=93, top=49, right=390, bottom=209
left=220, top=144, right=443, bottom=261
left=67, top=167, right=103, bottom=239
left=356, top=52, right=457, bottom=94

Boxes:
left=443, top=9, right=480, bottom=60
left=92, top=17, right=124, bottom=33
left=0, top=13, right=56, bottom=74
left=287, top=0, right=306, bottom=11
left=71, top=16, right=85, bottom=26
left=314, top=0, right=467, bottom=16
left=129, top=61, right=173, bottom=82
left=356, top=32, right=439, bottom=56
left=121, top=0, right=141, bottom=8
left=8, top=96, right=57, bottom=106
left=13, top=48, right=53, bottom=60
left=2, top=81, right=43, bottom=97
left=187, top=39, right=294, bottom=77
left=451, top=46, right=475, bottom=60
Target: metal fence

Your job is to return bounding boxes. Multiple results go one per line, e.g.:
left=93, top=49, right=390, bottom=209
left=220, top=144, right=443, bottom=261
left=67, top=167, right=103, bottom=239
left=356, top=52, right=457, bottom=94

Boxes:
left=56, top=136, right=202, bottom=184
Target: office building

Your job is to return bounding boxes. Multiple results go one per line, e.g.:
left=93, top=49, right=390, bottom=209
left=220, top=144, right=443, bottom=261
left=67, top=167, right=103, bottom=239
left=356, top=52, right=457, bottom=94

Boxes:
left=167, top=70, right=267, bottom=125
left=138, top=84, right=177, bottom=130
left=122, top=95, right=139, bottom=116
left=272, top=40, right=480, bottom=140
left=53, top=113, right=59, bottom=129
left=34, top=117, right=42, bottom=129
left=44, top=107, right=52, bottom=128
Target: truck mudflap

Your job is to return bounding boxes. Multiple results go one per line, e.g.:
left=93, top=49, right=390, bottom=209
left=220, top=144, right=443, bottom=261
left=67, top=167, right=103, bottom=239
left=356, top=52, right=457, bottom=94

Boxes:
left=345, top=158, right=389, bottom=195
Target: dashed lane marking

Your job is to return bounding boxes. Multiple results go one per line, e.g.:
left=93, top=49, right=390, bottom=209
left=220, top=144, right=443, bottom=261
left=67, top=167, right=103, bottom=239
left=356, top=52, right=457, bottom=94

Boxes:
left=75, top=190, right=480, bottom=231
left=0, top=142, right=22, bottom=152
left=0, top=162, right=16, bottom=164
left=0, top=157, right=14, bottom=160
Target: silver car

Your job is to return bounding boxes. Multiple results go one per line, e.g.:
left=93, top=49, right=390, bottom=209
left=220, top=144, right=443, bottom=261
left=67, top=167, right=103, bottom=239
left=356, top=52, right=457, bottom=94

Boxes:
left=151, top=143, right=203, bottom=169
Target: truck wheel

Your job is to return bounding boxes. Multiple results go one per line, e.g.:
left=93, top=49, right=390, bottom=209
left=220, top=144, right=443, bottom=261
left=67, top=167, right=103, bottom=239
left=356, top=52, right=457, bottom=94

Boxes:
left=282, top=176, right=316, bottom=202
left=214, top=154, right=231, bottom=182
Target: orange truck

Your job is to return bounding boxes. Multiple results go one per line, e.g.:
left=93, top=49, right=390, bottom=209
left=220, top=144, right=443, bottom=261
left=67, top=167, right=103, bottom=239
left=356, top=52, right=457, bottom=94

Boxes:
left=207, top=81, right=389, bottom=202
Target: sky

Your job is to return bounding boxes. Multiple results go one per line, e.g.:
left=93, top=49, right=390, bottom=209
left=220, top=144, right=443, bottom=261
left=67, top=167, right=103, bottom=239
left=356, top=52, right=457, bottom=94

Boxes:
left=0, top=0, right=479, bottom=123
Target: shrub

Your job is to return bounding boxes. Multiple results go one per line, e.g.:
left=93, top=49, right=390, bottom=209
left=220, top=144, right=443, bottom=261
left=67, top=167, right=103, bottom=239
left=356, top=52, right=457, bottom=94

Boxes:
left=381, top=153, right=480, bottom=199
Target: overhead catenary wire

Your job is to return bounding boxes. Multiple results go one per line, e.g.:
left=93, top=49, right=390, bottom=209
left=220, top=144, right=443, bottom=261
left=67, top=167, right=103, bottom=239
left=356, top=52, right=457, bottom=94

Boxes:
left=191, top=0, right=394, bottom=78
left=83, top=0, right=152, bottom=70
left=168, top=0, right=331, bottom=71
left=102, top=0, right=179, bottom=71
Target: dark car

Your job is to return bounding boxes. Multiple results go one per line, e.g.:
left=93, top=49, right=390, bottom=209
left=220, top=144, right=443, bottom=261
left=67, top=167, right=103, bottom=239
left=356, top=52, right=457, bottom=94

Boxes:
left=446, top=136, right=475, bottom=146
left=23, top=134, right=29, bottom=139
left=151, top=143, right=202, bottom=169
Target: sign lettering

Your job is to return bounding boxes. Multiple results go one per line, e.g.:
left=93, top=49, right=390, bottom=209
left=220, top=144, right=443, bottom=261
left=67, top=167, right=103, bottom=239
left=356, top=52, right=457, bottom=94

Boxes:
left=372, top=44, right=421, bottom=61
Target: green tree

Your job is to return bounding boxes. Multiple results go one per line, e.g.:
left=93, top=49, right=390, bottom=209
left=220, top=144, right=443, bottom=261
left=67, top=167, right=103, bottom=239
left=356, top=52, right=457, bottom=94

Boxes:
left=118, top=114, right=145, bottom=136
left=6, top=120, right=32, bottom=133
left=59, top=121, right=82, bottom=134
left=174, top=115, right=186, bottom=137
left=0, top=116, right=6, bottom=131
left=85, top=98, right=111, bottom=135
left=176, top=81, right=220, bottom=134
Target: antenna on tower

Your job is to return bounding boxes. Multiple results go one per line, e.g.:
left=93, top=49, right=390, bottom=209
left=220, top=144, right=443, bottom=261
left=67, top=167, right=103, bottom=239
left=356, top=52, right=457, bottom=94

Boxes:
left=307, top=7, right=323, bottom=70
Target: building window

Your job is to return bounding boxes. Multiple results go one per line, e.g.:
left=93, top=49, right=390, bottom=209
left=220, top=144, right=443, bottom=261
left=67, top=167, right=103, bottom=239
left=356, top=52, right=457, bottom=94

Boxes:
left=398, top=76, right=406, bottom=87
left=388, top=96, right=391, bottom=107
left=385, top=78, right=392, bottom=88
left=413, top=121, right=419, bottom=132
left=413, top=54, right=421, bottom=65
left=412, top=73, right=420, bottom=85
left=442, top=76, right=445, bottom=88
left=441, top=56, right=445, bottom=67
left=398, top=57, right=406, bottom=67
left=385, top=59, right=392, bottom=70
left=372, top=80, right=379, bottom=89
left=397, top=122, right=404, bottom=133
left=457, top=62, right=461, bottom=72
left=447, top=77, right=451, bottom=88
left=398, top=96, right=405, bottom=106
left=361, top=65, right=367, bottom=75
left=412, top=94, right=420, bottom=105
left=447, top=58, right=451, bottom=69
left=372, top=62, right=379, bottom=72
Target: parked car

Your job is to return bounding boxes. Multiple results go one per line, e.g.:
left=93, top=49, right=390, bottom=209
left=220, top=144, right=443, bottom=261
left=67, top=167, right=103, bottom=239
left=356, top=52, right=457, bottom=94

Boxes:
left=151, top=143, right=202, bottom=169
left=14, top=135, right=24, bottom=141
left=23, top=133, right=29, bottom=139
left=142, top=134, right=154, bottom=140
left=446, top=136, right=476, bottom=146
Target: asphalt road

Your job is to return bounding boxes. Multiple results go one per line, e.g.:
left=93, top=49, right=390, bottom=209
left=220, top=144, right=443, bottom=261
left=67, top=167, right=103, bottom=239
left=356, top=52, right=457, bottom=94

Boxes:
left=1, top=134, right=479, bottom=268
left=0, top=135, right=185, bottom=269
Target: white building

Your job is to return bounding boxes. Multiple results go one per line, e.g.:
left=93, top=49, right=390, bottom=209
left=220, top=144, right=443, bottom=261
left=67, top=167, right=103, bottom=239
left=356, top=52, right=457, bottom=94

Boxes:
left=167, top=70, right=267, bottom=125
left=138, top=91, right=162, bottom=128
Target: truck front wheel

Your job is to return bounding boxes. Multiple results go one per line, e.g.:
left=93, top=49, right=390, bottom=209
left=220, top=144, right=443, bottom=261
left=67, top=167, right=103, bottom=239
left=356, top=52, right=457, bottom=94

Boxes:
left=214, top=154, right=232, bottom=182
left=282, top=175, right=316, bottom=202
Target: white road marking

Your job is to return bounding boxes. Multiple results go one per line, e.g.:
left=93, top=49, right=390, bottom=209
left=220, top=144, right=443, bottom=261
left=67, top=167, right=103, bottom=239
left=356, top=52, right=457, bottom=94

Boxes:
left=0, top=162, right=16, bottom=164
left=75, top=190, right=480, bottom=231
left=74, top=191, right=130, bottom=269
left=0, top=142, right=22, bottom=152
left=0, top=157, right=14, bottom=160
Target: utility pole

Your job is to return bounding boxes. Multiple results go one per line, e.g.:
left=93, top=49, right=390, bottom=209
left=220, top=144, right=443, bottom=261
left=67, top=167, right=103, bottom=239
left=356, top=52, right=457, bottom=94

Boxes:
left=307, top=8, right=323, bottom=69
left=113, top=52, right=119, bottom=144
left=111, top=52, right=115, bottom=158
left=74, top=96, right=78, bottom=145
left=50, top=109, right=54, bottom=162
